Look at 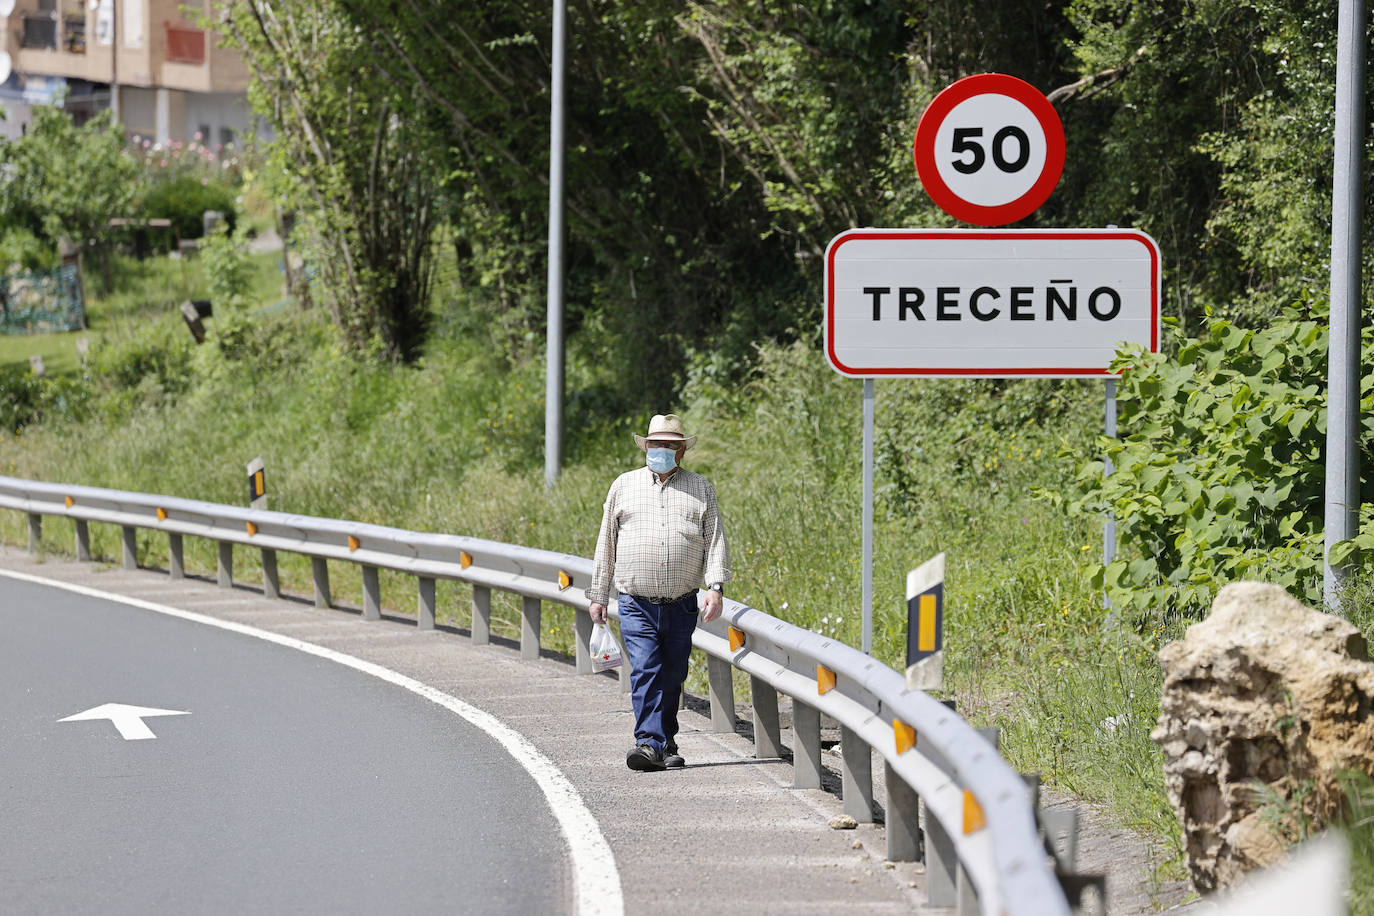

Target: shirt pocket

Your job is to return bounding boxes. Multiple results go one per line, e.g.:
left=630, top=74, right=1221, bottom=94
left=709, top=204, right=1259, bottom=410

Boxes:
left=671, top=506, right=704, bottom=547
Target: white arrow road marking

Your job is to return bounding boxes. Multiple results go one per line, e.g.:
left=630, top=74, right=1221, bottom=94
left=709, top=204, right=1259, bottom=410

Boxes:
left=58, top=703, right=191, bottom=740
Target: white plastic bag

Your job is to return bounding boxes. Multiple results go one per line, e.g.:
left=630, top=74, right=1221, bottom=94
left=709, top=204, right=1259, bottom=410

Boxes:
left=589, top=622, right=622, bottom=672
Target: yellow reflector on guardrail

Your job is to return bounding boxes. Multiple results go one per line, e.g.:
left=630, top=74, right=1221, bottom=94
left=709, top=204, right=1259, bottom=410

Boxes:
left=963, top=790, right=986, bottom=834
left=348, top=536, right=360, bottom=552
left=156, top=507, right=167, bottom=521
left=893, top=719, right=916, bottom=755
left=460, top=551, right=473, bottom=569
left=557, top=570, right=571, bottom=590
left=817, top=665, right=836, bottom=695
left=246, top=521, right=258, bottom=536
left=728, top=626, right=745, bottom=652
left=65, top=496, right=74, bottom=508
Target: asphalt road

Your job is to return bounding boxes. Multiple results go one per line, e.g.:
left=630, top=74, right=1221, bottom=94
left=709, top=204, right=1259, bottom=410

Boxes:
left=0, top=578, right=569, bottom=915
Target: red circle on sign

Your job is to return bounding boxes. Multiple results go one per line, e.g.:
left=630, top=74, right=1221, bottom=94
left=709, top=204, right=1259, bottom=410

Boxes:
left=913, top=73, right=1065, bottom=226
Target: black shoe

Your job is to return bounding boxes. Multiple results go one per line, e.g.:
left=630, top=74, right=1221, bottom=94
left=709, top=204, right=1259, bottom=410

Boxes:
left=664, top=742, right=685, bottom=769
left=626, top=743, right=666, bottom=772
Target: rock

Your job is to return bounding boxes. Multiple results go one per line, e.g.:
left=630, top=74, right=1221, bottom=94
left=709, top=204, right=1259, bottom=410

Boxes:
left=851, top=839, right=863, bottom=849
left=1152, top=582, right=1374, bottom=891
left=828, top=814, right=859, bottom=830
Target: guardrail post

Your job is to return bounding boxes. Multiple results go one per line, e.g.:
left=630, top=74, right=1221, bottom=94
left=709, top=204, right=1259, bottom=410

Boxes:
left=168, top=533, right=184, bottom=579
left=312, top=557, right=331, bottom=608
left=574, top=609, right=593, bottom=674
left=75, top=519, right=91, bottom=561
left=121, top=526, right=137, bottom=569
left=521, top=596, right=541, bottom=659
left=956, top=865, right=978, bottom=916
left=925, top=803, right=957, bottom=908
left=27, top=513, right=40, bottom=553
left=792, top=700, right=822, bottom=789
left=261, top=549, right=279, bottom=599
left=707, top=654, right=735, bottom=733
left=750, top=675, right=782, bottom=758
left=417, top=577, right=436, bottom=631
left=884, top=760, right=921, bottom=861
left=840, top=725, right=874, bottom=823
left=472, top=585, right=491, bottom=644
left=362, top=566, right=381, bottom=621
left=217, top=542, right=233, bottom=588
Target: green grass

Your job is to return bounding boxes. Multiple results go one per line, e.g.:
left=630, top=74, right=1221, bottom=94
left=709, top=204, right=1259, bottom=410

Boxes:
left=0, top=330, right=85, bottom=374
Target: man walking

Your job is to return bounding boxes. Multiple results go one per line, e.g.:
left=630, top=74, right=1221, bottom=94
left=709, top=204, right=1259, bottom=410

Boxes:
left=586, top=414, right=732, bottom=772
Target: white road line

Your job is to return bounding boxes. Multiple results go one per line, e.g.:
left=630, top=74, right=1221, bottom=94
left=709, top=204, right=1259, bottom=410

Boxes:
left=0, top=568, right=624, bottom=916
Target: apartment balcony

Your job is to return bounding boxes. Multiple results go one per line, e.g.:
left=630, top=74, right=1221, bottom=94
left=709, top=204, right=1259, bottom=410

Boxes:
left=164, top=24, right=204, bottom=65
left=12, top=9, right=113, bottom=84
left=19, top=15, right=58, bottom=51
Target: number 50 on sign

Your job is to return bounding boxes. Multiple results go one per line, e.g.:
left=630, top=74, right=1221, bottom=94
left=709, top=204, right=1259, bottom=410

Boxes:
left=914, top=73, right=1066, bottom=226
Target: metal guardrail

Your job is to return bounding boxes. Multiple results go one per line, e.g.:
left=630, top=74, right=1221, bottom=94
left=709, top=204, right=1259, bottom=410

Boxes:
left=0, top=475, right=1076, bottom=916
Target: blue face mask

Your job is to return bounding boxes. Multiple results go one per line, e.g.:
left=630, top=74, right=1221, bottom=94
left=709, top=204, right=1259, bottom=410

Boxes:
left=646, top=447, right=678, bottom=474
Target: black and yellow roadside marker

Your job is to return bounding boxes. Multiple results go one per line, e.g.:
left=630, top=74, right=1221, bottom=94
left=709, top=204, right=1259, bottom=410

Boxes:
left=905, top=552, right=945, bottom=691
left=557, top=570, right=572, bottom=591
left=460, top=551, right=473, bottom=569
left=65, top=496, right=74, bottom=508
left=816, top=664, right=836, bottom=695
left=247, top=456, right=266, bottom=510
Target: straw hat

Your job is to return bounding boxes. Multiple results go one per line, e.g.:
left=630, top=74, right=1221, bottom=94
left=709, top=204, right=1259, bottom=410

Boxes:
left=633, top=414, right=697, bottom=450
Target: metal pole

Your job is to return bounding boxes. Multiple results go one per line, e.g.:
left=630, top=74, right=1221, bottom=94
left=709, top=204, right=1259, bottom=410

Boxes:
left=1324, top=0, right=1366, bottom=614
left=1104, top=377, right=1117, bottom=571
left=862, top=378, right=874, bottom=654
left=110, top=0, right=119, bottom=120
left=543, top=0, right=567, bottom=489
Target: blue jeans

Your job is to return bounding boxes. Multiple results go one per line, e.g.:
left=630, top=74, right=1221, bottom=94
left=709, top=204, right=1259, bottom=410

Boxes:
left=618, top=593, right=698, bottom=752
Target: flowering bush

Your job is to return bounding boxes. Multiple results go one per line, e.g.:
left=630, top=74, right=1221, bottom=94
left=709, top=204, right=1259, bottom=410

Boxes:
left=131, top=134, right=243, bottom=241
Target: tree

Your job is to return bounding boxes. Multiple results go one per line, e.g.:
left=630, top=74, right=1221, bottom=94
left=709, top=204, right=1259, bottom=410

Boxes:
left=0, top=108, right=138, bottom=272
left=223, top=0, right=440, bottom=362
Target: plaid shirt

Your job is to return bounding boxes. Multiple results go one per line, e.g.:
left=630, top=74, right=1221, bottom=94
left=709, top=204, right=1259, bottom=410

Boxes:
left=586, top=466, right=732, bottom=605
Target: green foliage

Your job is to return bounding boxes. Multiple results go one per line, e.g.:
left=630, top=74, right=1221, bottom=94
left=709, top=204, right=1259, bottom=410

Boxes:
left=221, top=0, right=439, bottom=362
left=138, top=175, right=238, bottom=242
left=0, top=363, right=90, bottom=433
left=1050, top=303, right=1374, bottom=625
left=199, top=225, right=254, bottom=310
left=0, top=227, right=58, bottom=273
left=0, top=108, right=139, bottom=250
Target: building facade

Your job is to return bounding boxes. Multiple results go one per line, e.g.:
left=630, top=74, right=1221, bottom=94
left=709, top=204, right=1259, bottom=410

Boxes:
left=0, top=0, right=257, bottom=144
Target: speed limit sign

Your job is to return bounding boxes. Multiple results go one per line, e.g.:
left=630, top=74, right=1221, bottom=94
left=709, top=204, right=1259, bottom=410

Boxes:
left=913, top=73, right=1065, bottom=226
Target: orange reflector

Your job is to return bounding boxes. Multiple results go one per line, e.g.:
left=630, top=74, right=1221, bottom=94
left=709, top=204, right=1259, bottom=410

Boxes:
left=817, top=665, right=836, bottom=695
left=728, top=626, right=745, bottom=652
left=65, top=496, right=74, bottom=508
left=557, top=570, right=571, bottom=590
left=460, top=551, right=473, bottom=569
left=963, top=790, right=986, bottom=834
left=246, top=521, right=258, bottom=536
left=893, top=719, right=916, bottom=755
left=156, top=507, right=167, bottom=521
left=348, top=535, right=360, bottom=552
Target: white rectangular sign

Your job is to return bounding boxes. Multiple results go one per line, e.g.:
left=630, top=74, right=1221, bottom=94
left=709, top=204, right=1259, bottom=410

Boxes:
left=824, top=228, right=1161, bottom=378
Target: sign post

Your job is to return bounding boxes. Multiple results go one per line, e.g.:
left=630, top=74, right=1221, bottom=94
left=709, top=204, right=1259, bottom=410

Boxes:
left=828, top=72, right=1159, bottom=657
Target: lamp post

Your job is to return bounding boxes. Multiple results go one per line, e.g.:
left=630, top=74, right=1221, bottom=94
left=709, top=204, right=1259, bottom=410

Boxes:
left=544, top=0, right=566, bottom=488
left=1323, top=0, right=1367, bottom=613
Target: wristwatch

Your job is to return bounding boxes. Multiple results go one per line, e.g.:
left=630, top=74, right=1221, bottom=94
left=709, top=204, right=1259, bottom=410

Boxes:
left=708, top=583, right=724, bottom=594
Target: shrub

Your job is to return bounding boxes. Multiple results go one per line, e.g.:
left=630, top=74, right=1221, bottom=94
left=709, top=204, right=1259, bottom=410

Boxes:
left=138, top=176, right=237, bottom=241
left=0, top=363, right=91, bottom=433
left=1047, top=301, right=1374, bottom=625
left=0, top=227, right=59, bottom=273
